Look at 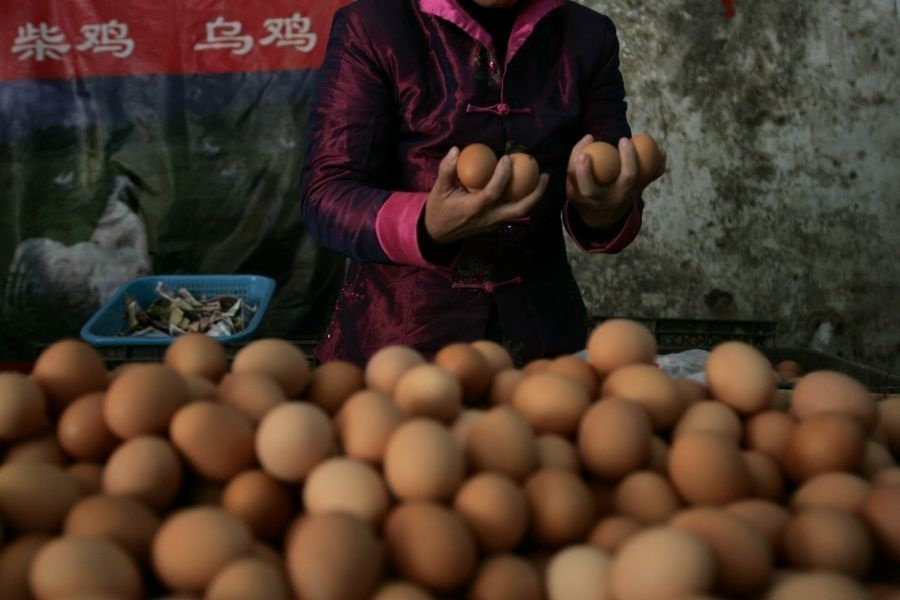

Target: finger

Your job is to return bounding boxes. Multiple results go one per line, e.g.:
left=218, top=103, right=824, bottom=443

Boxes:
left=573, top=152, right=598, bottom=195
left=567, top=133, right=594, bottom=173
left=434, top=146, right=461, bottom=195
left=617, top=137, right=638, bottom=184
left=480, top=154, right=513, bottom=202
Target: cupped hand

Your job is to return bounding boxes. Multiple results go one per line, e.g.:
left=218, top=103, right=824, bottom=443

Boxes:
left=566, top=134, right=667, bottom=230
left=424, top=147, right=549, bottom=244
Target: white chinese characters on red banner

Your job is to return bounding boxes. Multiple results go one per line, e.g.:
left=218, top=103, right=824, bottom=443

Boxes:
left=0, top=1, right=352, bottom=81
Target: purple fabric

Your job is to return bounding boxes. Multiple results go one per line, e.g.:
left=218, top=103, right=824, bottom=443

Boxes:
left=300, top=0, right=643, bottom=366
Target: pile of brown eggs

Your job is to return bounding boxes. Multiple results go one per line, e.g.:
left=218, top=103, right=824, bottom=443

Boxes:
left=0, top=318, right=898, bottom=599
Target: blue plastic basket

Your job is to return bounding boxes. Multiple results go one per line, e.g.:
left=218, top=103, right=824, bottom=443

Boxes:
left=80, top=274, right=276, bottom=346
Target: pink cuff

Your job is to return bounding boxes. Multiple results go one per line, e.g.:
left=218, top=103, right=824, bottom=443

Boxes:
left=564, top=198, right=642, bottom=253
left=375, top=191, right=431, bottom=267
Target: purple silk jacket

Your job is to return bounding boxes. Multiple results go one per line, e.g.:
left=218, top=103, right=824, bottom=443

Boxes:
left=300, top=0, right=643, bottom=366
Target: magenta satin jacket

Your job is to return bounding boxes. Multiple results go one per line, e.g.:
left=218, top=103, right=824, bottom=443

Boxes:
left=300, top=0, right=643, bottom=366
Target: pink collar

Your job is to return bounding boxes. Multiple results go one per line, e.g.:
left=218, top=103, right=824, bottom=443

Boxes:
left=419, top=0, right=565, bottom=65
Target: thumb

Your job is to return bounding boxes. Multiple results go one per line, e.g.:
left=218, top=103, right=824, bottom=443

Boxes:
left=434, top=146, right=461, bottom=193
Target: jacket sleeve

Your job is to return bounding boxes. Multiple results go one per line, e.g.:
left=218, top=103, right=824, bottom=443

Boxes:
left=299, top=8, right=433, bottom=268
left=563, top=14, right=643, bottom=254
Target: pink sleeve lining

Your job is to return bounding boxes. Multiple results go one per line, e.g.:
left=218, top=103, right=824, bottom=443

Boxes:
left=375, top=191, right=431, bottom=267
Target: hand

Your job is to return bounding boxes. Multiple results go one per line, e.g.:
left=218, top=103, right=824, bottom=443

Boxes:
left=424, top=147, right=549, bottom=244
left=566, top=134, right=667, bottom=230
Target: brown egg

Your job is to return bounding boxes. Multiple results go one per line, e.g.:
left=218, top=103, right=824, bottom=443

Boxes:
left=453, top=472, right=530, bottom=552
left=646, top=435, right=670, bottom=476
left=433, top=343, right=492, bottom=404
left=546, top=545, right=613, bottom=600
left=365, top=345, right=427, bottom=396
left=725, top=499, right=791, bottom=551
left=206, top=557, right=291, bottom=600
left=0, top=372, right=47, bottom=441
left=767, top=572, right=870, bottom=600
left=586, top=515, right=643, bottom=554
left=30, top=339, right=108, bottom=413
left=222, top=469, right=294, bottom=541
left=743, top=450, right=786, bottom=501
left=673, top=400, right=742, bottom=442
left=586, top=319, right=657, bottom=374
left=64, top=493, right=160, bottom=562
left=103, top=364, right=189, bottom=440
left=102, top=435, right=183, bottom=511
left=470, top=340, right=515, bottom=376
left=0, top=462, right=81, bottom=533
left=384, top=501, right=476, bottom=592
left=863, top=439, right=896, bottom=477
left=450, top=409, right=484, bottom=448
left=306, top=360, right=365, bottom=415
left=67, top=461, right=104, bottom=496
left=255, top=402, right=335, bottom=483
left=583, top=140, right=621, bottom=185
left=384, top=418, right=465, bottom=501
left=614, top=470, right=682, bottom=525
left=512, top=372, right=590, bottom=436
left=285, top=513, right=384, bottom=600
left=457, top=143, right=498, bottom=191
left=502, top=152, right=540, bottom=202
left=878, top=395, right=900, bottom=454
left=169, top=402, right=256, bottom=482
left=743, top=409, right=797, bottom=465
left=783, top=413, right=866, bottom=482
left=790, top=370, right=877, bottom=431
left=609, top=527, right=715, bottom=600
left=578, top=398, right=652, bottom=481
left=335, top=389, right=405, bottom=465
left=791, top=471, right=871, bottom=513
left=487, top=368, right=526, bottom=406
left=668, top=431, right=752, bottom=505
left=705, top=342, right=776, bottom=415
left=545, top=355, right=601, bottom=398
left=524, top=468, right=597, bottom=547
left=470, top=553, right=543, bottom=600
left=152, top=506, right=254, bottom=593
left=536, top=434, right=581, bottom=472
left=303, top=457, right=390, bottom=527
left=371, top=581, right=435, bottom=600
left=669, top=507, right=774, bottom=596
left=783, top=508, right=873, bottom=578
left=30, top=535, right=143, bottom=599
left=523, top=358, right=552, bottom=374
left=393, top=364, right=463, bottom=423
left=57, top=392, right=118, bottom=460
left=601, top=364, right=686, bottom=432
left=775, top=360, right=805, bottom=380
left=163, top=332, right=228, bottom=382
left=4, top=431, right=67, bottom=466
left=874, top=466, right=900, bottom=486
left=631, top=132, right=662, bottom=185
left=216, top=371, right=287, bottom=423
left=230, top=338, right=310, bottom=398
left=465, top=405, right=538, bottom=481
left=859, top=484, right=900, bottom=562
left=674, top=377, right=710, bottom=404
left=0, top=534, right=52, bottom=599
left=182, top=373, right=218, bottom=400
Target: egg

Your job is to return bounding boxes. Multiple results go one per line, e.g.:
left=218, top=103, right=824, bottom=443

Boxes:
left=371, top=581, right=436, bottom=600
left=470, top=554, right=543, bottom=600
left=586, top=515, right=643, bottom=554
left=152, top=506, right=254, bottom=593
left=66, top=461, right=104, bottom=496
left=169, top=402, right=257, bottom=483
left=673, top=400, right=742, bottom=442
left=470, top=340, right=515, bottom=375
left=586, top=319, right=657, bottom=374
left=859, top=484, right=900, bottom=562
left=465, top=405, right=538, bottom=481
left=512, top=371, right=591, bottom=436
left=433, top=342, right=492, bottom=404
left=631, top=132, right=662, bottom=186
left=102, top=435, right=183, bottom=511
left=384, top=501, right=476, bottom=592
left=393, top=364, right=463, bottom=423
left=601, top=364, right=686, bottom=432
left=743, top=409, right=797, bottom=465
left=767, top=572, right=870, bottom=600
left=782, top=413, right=866, bottom=482
left=614, top=470, right=682, bottom=525
left=582, top=140, right=621, bottom=185
left=453, top=472, right=530, bottom=552
left=103, top=364, right=189, bottom=440
left=545, top=355, right=601, bottom=398
left=255, top=402, right=335, bottom=483
left=163, top=332, right=228, bottom=382
left=0, top=534, right=52, bottom=599
left=789, top=370, right=876, bottom=431
left=64, top=493, right=160, bottom=562
left=487, top=368, right=526, bottom=406
left=0, top=462, right=81, bottom=533
left=0, top=372, right=48, bottom=442
left=783, top=508, right=873, bottom=578
left=524, top=468, right=596, bottom=547
left=790, top=471, right=871, bottom=513
left=306, top=360, right=366, bottom=415
left=578, top=398, right=652, bottom=481
left=206, top=557, right=291, bottom=600
left=30, top=338, right=108, bottom=413
left=4, top=431, right=67, bottom=466
left=30, top=535, right=143, bottom=599
left=365, top=345, right=426, bottom=396
left=230, top=338, right=310, bottom=398
left=502, top=152, right=540, bottom=202
left=383, top=418, right=464, bottom=501
left=743, top=450, right=785, bottom=501
left=878, top=395, right=900, bottom=454
left=222, top=469, right=294, bottom=541
left=335, top=389, right=405, bottom=465
left=724, top=499, right=791, bottom=550
left=535, top=434, right=581, bottom=472
left=303, top=457, right=390, bottom=527
left=216, top=371, right=287, bottom=424
left=705, top=341, right=776, bottom=415
left=668, top=431, right=753, bottom=505
left=457, top=143, right=498, bottom=191
left=546, top=545, right=612, bottom=600
left=609, top=527, right=716, bottom=600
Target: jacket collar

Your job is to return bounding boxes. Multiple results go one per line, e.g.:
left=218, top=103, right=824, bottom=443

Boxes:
left=419, top=0, right=565, bottom=65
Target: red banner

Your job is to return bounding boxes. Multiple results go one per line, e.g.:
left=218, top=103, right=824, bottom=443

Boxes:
left=0, top=0, right=352, bottom=81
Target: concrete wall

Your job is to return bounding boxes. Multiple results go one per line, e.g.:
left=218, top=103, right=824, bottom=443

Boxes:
left=569, top=0, right=900, bottom=374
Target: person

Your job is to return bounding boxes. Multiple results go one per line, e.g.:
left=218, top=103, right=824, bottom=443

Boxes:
left=300, top=0, right=666, bottom=367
